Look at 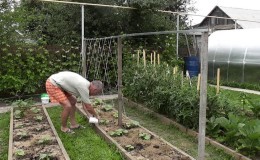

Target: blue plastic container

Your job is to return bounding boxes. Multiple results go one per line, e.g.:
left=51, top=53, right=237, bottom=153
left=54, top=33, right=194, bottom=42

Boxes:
left=184, top=56, right=200, bottom=78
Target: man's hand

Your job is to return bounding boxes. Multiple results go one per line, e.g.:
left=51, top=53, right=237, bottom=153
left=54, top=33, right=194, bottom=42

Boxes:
left=83, top=103, right=99, bottom=118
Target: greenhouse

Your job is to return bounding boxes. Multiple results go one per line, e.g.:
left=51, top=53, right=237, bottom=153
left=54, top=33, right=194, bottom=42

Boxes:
left=208, top=28, right=260, bottom=83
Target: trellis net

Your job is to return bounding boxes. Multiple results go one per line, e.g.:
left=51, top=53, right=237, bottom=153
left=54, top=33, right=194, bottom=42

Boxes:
left=80, top=38, right=118, bottom=94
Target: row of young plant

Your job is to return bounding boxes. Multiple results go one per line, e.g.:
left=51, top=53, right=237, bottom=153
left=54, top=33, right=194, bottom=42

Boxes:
left=92, top=99, right=151, bottom=152
left=12, top=99, right=56, bottom=159
left=209, top=79, right=260, bottom=92
left=123, top=63, right=260, bottom=158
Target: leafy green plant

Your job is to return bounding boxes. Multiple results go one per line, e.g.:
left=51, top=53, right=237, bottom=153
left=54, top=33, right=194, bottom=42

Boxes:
left=99, top=119, right=110, bottom=125
left=15, top=149, right=25, bottom=157
left=113, top=112, right=118, bottom=118
left=125, top=144, right=135, bottom=151
left=109, top=129, right=128, bottom=137
left=14, top=110, right=23, bottom=119
left=16, top=131, right=29, bottom=140
left=123, top=120, right=139, bottom=129
left=215, top=113, right=245, bottom=145
left=248, top=100, right=260, bottom=118
left=206, top=116, right=221, bottom=138
left=30, top=107, right=40, bottom=114
left=38, top=135, right=52, bottom=145
left=93, top=98, right=103, bottom=106
left=39, top=153, right=52, bottom=160
left=237, top=120, right=260, bottom=156
left=102, top=104, right=113, bottom=112
left=34, top=115, right=43, bottom=122
left=139, top=132, right=152, bottom=140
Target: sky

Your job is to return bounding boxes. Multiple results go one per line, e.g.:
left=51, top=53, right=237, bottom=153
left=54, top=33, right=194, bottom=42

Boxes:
left=188, top=0, right=260, bottom=25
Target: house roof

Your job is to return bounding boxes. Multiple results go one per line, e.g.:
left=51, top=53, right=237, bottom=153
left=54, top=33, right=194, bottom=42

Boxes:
left=199, top=6, right=260, bottom=29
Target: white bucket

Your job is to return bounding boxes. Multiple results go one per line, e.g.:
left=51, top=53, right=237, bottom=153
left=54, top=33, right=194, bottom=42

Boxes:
left=41, top=97, right=50, bottom=104
left=41, top=93, right=50, bottom=104
left=89, top=117, right=98, bottom=124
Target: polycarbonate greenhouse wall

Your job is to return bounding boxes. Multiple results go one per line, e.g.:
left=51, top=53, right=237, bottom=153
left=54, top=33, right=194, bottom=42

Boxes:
left=208, top=28, right=260, bottom=83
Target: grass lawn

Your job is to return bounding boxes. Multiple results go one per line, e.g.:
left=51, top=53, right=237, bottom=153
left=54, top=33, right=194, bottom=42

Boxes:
left=124, top=105, right=235, bottom=160
left=47, top=106, right=123, bottom=160
left=0, top=112, right=10, bottom=160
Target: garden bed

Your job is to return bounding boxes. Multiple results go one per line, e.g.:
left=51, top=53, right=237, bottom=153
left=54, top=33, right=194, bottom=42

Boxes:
left=76, top=99, right=195, bottom=160
left=9, top=105, right=69, bottom=160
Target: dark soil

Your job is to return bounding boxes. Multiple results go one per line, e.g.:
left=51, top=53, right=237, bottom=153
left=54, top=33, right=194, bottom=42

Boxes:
left=12, top=106, right=65, bottom=160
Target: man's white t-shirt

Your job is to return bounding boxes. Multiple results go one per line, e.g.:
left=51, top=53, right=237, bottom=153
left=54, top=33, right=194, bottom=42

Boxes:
left=49, top=71, right=91, bottom=104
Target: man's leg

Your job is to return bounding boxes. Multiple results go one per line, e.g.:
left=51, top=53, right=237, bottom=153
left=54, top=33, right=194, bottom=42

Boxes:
left=67, top=96, right=78, bottom=128
left=60, top=100, right=73, bottom=132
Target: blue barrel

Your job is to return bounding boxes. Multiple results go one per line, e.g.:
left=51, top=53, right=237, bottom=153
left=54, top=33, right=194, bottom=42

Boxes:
left=184, top=56, right=200, bottom=78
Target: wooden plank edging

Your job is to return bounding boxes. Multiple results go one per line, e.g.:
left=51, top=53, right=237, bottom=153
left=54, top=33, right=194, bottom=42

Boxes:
left=42, top=106, right=71, bottom=160
left=75, top=104, right=136, bottom=160
left=123, top=98, right=251, bottom=160
left=8, top=107, right=13, bottom=160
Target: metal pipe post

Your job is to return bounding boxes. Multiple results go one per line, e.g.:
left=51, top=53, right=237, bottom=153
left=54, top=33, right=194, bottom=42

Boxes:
left=117, top=37, right=123, bottom=127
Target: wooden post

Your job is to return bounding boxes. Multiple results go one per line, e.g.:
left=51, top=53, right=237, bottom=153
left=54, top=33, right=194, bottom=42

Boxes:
left=181, top=71, right=183, bottom=87
left=137, top=50, right=140, bottom=65
left=150, top=53, right=153, bottom=64
left=117, top=37, right=123, bottom=127
left=198, top=32, right=208, bottom=160
left=153, top=51, right=156, bottom=66
left=143, top=49, right=146, bottom=67
left=216, top=68, right=220, bottom=94
left=197, top=74, right=201, bottom=92
left=157, top=54, right=160, bottom=65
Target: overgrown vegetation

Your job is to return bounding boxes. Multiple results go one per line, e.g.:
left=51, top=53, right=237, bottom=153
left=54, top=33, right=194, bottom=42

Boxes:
left=123, top=63, right=260, bottom=158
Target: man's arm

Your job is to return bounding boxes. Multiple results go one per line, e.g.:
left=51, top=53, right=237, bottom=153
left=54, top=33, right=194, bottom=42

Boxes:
left=83, top=103, right=99, bottom=118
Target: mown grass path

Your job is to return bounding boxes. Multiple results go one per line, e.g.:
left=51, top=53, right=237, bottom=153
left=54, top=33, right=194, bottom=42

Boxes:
left=47, top=106, right=123, bottom=160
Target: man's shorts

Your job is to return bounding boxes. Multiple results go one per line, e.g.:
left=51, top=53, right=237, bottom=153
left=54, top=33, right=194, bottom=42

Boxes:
left=45, top=79, right=72, bottom=103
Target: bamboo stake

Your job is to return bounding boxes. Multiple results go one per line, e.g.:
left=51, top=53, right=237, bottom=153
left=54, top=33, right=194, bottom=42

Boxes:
left=137, top=50, right=140, bottom=65
left=157, top=54, right=160, bottom=65
left=154, top=51, right=156, bottom=66
left=150, top=53, right=153, bottom=64
left=181, top=71, right=183, bottom=87
left=197, top=74, right=201, bottom=92
left=143, top=49, right=146, bottom=67
left=216, top=68, right=220, bottom=94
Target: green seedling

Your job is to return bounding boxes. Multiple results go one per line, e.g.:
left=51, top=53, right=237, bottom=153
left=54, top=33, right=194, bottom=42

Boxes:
left=34, top=115, right=43, bottom=122
left=15, top=123, right=24, bottom=129
left=93, top=98, right=103, bottom=106
left=14, top=110, right=23, bottom=119
left=15, top=149, right=25, bottom=157
left=139, top=132, right=152, bottom=140
left=99, top=119, right=110, bottom=125
left=113, top=112, right=118, bottom=118
left=17, top=131, right=29, bottom=139
left=125, top=144, right=135, bottom=151
left=109, top=129, right=128, bottom=137
left=39, top=153, right=51, bottom=160
left=102, top=104, right=113, bottom=112
left=30, top=107, right=41, bottom=114
left=35, top=127, right=44, bottom=132
left=38, top=135, right=52, bottom=144
left=123, top=120, right=139, bottom=129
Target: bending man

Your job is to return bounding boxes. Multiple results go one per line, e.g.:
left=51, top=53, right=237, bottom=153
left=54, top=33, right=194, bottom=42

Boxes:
left=45, top=71, right=103, bottom=133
